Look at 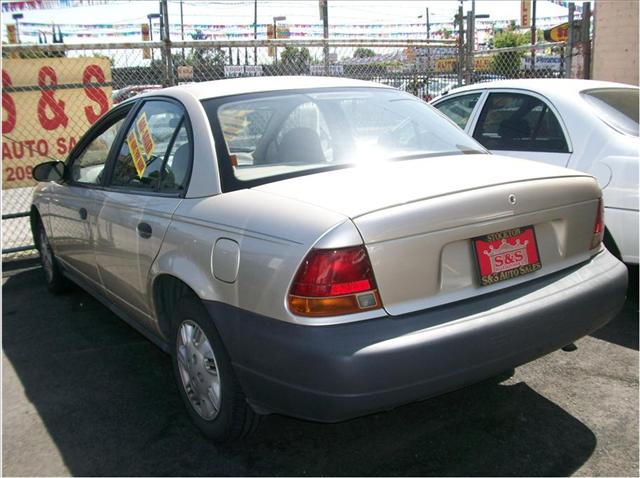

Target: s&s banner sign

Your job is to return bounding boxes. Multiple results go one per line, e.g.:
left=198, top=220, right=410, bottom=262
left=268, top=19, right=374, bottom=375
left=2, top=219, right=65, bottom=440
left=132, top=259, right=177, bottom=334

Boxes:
left=2, top=57, right=112, bottom=189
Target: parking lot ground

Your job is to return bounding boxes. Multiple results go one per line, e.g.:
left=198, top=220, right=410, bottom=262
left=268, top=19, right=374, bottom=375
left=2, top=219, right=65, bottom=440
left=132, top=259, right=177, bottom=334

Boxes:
left=2, top=260, right=638, bottom=477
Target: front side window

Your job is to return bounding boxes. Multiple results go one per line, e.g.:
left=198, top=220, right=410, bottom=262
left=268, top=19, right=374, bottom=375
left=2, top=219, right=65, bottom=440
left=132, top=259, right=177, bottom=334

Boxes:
left=205, top=88, right=486, bottom=186
left=472, top=92, right=569, bottom=153
left=434, top=93, right=482, bottom=129
left=70, top=117, right=124, bottom=185
left=109, top=100, right=191, bottom=192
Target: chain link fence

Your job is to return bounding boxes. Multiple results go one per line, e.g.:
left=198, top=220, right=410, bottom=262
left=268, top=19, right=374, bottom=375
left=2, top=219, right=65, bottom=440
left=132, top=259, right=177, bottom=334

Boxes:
left=1, top=39, right=566, bottom=260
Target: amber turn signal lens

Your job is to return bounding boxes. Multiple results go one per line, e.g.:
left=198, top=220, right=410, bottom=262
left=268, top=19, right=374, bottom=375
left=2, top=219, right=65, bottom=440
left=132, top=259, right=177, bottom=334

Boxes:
left=289, top=290, right=381, bottom=317
left=288, top=245, right=383, bottom=317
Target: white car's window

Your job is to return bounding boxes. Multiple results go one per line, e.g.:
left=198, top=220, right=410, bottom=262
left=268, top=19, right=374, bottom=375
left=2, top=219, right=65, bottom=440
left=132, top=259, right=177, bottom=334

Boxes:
left=434, top=93, right=482, bottom=129
left=110, top=100, right=191, bottom=192
left=208, top=88, right=485, bottom=185
left=71, top=118, right=125, bottom=185
left=582, top=88, right=639, bottom=136
left=472, top=93, right=568, bottom=153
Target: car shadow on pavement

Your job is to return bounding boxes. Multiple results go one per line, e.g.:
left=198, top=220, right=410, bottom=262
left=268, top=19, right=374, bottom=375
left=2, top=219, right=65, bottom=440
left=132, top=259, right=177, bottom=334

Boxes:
left=589, top=299, right=638, bottom=351
left=3, top=266, right=598, bottom=477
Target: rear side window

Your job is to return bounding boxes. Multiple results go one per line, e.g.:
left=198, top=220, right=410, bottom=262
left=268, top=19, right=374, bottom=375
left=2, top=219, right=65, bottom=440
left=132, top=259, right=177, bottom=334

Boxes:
left=434, top=93, right=481, bottom=129
left=582, top=88, right=639, bottom=136
left=472, top=92, right=569, bottom=153
left=109, top=100, right=192, bottom=193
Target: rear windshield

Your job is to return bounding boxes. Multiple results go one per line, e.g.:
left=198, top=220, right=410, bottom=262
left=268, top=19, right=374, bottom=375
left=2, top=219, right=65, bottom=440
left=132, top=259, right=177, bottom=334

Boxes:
left=202, top=88, right=485, bottom=189
left=581, top=88, right=639, bottom=136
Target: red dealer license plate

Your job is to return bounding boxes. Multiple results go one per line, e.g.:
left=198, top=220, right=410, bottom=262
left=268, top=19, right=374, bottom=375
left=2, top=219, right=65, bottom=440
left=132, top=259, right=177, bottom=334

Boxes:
left=472, top=226, right=542, bottom=287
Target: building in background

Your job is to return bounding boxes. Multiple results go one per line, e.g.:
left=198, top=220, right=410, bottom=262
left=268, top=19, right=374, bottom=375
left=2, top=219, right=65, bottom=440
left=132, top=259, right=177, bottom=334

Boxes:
left=592, top=0, right=639, bottom=86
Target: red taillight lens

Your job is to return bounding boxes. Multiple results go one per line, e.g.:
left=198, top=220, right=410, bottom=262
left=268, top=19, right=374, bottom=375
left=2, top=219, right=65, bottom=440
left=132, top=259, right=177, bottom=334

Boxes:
left=289, top=246, right=382, bottom=317
left=591, top=198, right=605, bottom=250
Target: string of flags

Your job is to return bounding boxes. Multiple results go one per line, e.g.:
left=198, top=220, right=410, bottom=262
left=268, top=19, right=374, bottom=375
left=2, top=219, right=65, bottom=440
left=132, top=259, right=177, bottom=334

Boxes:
left=11, top=14, right=574, bottom=40
left=17, top=15, right=573, bottom=31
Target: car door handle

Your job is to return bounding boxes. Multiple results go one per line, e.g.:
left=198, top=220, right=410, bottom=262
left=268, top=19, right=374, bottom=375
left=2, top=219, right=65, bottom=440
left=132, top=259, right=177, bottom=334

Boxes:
left=78, top=208, right=88, bottom=220
left=137, top=222, right=152, bottom=239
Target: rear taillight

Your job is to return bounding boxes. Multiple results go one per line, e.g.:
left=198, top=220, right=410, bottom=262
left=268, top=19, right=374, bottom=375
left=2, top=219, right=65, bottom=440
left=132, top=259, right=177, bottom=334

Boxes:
left=591, top=198, right=605, bottom=250
left=288, top=245, right=382, bottom=317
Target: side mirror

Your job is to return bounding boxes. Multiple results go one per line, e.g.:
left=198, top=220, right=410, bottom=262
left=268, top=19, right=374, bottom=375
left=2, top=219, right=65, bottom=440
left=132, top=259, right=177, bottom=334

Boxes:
left=32, top=161, right=66, bottom=183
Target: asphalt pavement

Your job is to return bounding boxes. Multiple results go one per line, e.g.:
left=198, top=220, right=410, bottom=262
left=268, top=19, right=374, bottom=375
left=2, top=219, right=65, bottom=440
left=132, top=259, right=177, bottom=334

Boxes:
left=2, top=260, right=638, bottom=477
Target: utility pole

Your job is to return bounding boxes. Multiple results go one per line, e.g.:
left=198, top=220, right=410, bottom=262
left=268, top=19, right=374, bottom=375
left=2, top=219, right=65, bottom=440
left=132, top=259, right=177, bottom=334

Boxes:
left=465, top=8, right=473, bottom=85
left=426, top=7, right=430, bottom=39
left=273, top=16, right=285, bottom=66
left=12, top=13, right=23, bottom=44
left=160, top=0, right=174, bottom=86
left=180, top=0, right=185, bottom=60
left=469, top=0, right=476, bottom=83
left=581, top=1, right=591, bottom=79
left=457, top=5, right=464, bottom=87
left=254, top=0, right=258, bottom=65
left=566, top=2, right=574, bottom=77
left=530, top=0, right=537, bottom=74
left=147, top=13, right=159, bottom=62
left=322, top=0, right=329, bottom=74
left=426, top=7, right=430, bottom=95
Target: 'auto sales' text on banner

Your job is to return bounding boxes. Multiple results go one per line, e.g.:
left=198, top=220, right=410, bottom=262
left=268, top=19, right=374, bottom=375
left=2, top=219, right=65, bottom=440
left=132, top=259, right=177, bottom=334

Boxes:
left=2, top=57, right=112, bottom=189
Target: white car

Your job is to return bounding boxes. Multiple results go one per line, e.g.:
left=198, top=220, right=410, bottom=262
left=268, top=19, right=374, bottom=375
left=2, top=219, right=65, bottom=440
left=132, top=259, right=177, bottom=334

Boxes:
left=431, top=79, right=639, bottom=265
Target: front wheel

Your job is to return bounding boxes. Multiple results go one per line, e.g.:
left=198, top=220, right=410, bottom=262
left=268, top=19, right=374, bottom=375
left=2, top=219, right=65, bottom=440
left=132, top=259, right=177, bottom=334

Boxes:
left=170, top=296, right=260, bottom=441
left=35, top=218, right=68, bottom=294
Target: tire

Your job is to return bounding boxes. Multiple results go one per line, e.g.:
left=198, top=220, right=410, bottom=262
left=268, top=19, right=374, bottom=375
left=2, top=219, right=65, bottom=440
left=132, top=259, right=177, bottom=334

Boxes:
left=34, top=217, right=69, bottom=294
left=603, top=228, right=622, bottom=261
left=170, top=295, right=260, bottom=441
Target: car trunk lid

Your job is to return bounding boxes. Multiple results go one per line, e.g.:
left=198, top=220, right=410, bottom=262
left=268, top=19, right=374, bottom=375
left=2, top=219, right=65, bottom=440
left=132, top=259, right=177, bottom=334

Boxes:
left=254, top=154, right=588, bottom=218
left=255, top=154, right=601, bottom=316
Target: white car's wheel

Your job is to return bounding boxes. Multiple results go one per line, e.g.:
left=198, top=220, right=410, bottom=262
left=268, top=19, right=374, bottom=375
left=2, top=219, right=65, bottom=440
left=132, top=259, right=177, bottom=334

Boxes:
left=170, top=296, right=260, bottom=441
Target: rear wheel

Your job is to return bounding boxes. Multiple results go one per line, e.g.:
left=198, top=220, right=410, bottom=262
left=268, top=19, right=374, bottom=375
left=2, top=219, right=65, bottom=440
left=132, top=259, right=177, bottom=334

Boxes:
left=35, top=218, right=68, bottom=294
left=170, top=296, right=260, bottom=441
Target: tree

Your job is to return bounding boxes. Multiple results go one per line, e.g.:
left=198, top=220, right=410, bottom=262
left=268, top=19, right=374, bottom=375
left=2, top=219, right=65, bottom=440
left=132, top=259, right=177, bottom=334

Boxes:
left=280, top=46, right=311, bottom=73
left=438, top=28, right=451, bottom=40
left=353, top=48, right=376, bottom=59
left=491, top=30, right=529, bottom=78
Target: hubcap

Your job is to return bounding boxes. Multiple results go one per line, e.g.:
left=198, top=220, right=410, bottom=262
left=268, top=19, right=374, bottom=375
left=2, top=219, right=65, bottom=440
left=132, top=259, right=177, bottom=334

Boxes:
left=39, top=228, right=54, bottom=282
left=176, top=320, right=222, bottom=421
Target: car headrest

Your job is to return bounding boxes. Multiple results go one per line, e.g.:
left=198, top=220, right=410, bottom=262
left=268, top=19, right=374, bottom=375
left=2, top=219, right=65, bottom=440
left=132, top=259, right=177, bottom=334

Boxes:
left=277, top=127, right=326, bottom=164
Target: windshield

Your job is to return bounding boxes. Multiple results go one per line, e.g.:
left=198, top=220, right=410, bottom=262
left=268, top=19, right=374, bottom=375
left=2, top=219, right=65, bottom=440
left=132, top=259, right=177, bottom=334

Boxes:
left=582, top=88, right=639, bottom=136
left=203, top=88, right=486, bottom=187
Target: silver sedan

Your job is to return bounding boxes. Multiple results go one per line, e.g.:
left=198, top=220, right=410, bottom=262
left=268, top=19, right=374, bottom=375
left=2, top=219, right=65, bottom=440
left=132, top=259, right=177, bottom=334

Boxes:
left=30, top=77, right=627, bottom=441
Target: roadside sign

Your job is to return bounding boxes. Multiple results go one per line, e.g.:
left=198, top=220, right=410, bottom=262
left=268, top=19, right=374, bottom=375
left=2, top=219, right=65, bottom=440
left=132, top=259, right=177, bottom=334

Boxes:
left=224, top=65, right=263, bottom=77
left=474, top=56, right=492, bottom=72
left=2, top=57, right=112, bottom=189
left=544, top=22, right=569, bottom=42
left=436, top=57, right=457, bottom=73
left=520, top=0, right=531, bottom=28
left=141, top=23, right=150, bottom=59
left=310, top=64, right=343, bottom=75
left=522, top=55, right=562, bottom=71
left=177, top=65, right=193, bottom=80
left=6, top=24, right=18, bottom=57
left=6, top=24, right=16, bottom=43
left=404, top=47, right=416, bottom=62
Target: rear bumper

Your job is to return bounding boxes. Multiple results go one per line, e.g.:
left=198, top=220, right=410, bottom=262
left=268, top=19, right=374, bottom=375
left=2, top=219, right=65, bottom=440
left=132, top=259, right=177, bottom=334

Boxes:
left=205, top=249, right=627, bottom=423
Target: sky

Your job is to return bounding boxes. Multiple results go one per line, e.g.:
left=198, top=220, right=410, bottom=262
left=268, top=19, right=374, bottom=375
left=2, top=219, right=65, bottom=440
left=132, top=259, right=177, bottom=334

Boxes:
left=1, top=0, right=579, bottom=44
